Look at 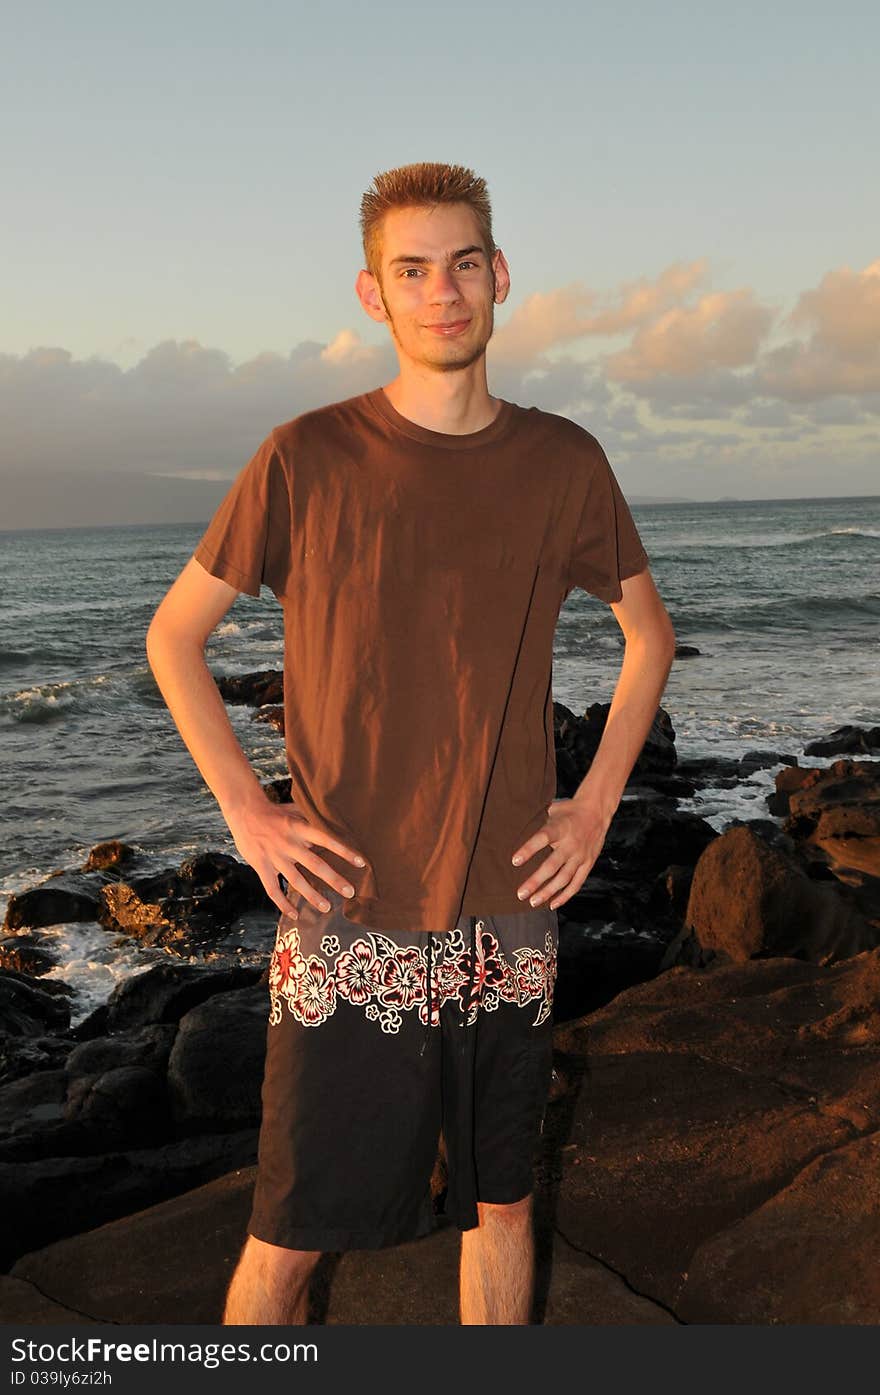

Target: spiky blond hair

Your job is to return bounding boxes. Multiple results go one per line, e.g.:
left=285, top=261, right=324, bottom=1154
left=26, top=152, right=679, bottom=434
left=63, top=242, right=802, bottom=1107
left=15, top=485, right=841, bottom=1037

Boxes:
left=359, top=161, right=496, bottom=284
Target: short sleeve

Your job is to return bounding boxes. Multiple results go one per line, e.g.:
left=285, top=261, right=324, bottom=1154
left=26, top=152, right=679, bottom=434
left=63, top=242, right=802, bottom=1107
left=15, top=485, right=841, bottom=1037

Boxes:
left=192, top=431, right=290, bottom=598
left=566, top=441, right=649, bottom=603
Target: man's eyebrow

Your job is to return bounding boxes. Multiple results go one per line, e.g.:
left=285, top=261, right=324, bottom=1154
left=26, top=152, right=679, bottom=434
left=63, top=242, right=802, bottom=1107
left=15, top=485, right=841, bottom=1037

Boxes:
left=387, top=245, right=485, bottom=267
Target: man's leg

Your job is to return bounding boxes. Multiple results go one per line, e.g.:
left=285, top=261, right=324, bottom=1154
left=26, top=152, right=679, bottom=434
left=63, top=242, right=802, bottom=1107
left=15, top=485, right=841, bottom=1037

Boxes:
left=230, top=886, right=442, bottom=1325
left=442, top=905, right=557, bottom=1326
left=222, top=1235, right=321, bottom=1325
left=459, top=1193, right=534, bottom=1324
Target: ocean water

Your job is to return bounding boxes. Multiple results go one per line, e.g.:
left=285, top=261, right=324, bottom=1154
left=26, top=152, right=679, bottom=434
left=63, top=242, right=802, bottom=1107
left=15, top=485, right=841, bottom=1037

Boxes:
left=1, top=494, right=878, bottom=1023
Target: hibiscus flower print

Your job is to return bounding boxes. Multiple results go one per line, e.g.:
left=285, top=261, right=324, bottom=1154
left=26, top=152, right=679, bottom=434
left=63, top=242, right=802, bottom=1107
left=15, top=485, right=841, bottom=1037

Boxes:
left=268, top=924, right=306, bottom=999
left=513, top=948, right=546, bottom=1002
left=265, top=916, right=559, bottom=1035
left=378, top=946, right=425, bottom=1010
left=292, top=955, right=336, bottom=1027
left=458, top=923, right=506, bottom=1024
left=335, top=938, right=380, bottom=1005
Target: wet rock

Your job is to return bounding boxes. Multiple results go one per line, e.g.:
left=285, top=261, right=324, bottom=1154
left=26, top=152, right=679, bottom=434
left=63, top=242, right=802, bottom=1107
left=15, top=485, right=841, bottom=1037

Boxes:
left=83, top=841, right=138, bottom=872
left=3, top=882, right=101, bottom=931
left=213, top=669, right=283, bottom=706
left=0, top=969, right=72, bottom=1036
left=97, top=851, right=273, bottom=949
left=0, top=931, right=59, bottom=975
left=804, top=724, right=880, bottom=757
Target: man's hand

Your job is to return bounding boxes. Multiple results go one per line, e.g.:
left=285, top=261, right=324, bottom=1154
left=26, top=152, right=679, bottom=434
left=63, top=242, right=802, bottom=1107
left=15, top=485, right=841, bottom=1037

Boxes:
left=511, top=796, right=611, bottom=911
left=223, top=795, right=367, bottom=917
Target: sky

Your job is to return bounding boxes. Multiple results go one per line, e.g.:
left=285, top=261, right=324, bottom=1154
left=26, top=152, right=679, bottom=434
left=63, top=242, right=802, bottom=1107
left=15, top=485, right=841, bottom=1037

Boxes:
left=2, top=0, right=878, bottom=526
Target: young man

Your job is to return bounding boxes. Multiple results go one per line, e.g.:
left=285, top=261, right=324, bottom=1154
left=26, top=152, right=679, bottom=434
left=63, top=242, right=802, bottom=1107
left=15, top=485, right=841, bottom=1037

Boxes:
left=146, top=162, right=676, bottom=1325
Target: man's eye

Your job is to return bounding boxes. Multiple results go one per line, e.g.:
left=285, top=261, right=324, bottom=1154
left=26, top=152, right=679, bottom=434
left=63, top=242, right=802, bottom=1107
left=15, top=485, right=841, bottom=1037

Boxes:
left=400, top=262, right=478, bottom=277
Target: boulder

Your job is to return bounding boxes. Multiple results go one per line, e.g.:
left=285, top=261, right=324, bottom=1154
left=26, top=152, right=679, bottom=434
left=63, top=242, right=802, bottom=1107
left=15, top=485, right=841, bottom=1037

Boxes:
left=683, top=823, right=879, bottom=964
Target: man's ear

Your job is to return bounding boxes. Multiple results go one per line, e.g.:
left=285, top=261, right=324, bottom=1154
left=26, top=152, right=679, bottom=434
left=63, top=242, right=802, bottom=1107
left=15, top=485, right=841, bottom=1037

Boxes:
left=492, top=248, right=511, bottom=305
left=355, top=268, right=388, bottom=324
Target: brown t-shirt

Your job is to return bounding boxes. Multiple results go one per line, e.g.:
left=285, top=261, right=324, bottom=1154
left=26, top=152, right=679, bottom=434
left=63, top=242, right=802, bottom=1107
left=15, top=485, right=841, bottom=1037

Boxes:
left=193, top=386, right=649, bottom=934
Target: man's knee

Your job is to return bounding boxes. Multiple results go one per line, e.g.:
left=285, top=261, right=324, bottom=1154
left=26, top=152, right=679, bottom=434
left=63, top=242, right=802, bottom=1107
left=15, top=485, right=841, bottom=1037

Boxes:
left=242, top=1231, right=323, bottom=1279
left=475, top=1192, right=532, bottom=1227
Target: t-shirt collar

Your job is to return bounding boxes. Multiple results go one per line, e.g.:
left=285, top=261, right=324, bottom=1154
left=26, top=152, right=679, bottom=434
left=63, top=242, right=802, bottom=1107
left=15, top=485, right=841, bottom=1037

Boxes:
left=364, top=386, right=516, bottom=451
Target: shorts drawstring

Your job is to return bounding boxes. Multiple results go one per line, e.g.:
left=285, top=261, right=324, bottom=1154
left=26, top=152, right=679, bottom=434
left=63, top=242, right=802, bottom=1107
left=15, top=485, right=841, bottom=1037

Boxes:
left=461, top=915, right=477, bottom=1046
left=420, top=930, right=433, bottom=1056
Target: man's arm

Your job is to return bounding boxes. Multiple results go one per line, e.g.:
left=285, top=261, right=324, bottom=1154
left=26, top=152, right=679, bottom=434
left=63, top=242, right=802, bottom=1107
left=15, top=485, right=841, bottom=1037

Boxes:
left=511, top=567, right=676, bottom=909
left=145, top=557, right=365, bottom=916
left=146, top=557, right=269, bottom=814
left=572, top=565, right=676, bottom=822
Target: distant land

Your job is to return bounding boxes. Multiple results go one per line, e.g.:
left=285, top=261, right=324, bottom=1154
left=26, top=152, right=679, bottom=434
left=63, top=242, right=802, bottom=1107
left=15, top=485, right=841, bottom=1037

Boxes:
left=630, top=495, right=695, bottom=505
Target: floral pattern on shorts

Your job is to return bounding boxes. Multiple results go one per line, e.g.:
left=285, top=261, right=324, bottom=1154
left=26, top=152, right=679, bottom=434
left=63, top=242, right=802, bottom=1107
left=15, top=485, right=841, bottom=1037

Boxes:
left=267, top=919, right=557, bottom=1031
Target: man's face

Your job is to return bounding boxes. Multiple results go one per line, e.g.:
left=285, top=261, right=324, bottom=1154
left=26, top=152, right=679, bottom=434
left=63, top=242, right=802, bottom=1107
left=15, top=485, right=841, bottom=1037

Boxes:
left=357, top=203, right=509, bottom=374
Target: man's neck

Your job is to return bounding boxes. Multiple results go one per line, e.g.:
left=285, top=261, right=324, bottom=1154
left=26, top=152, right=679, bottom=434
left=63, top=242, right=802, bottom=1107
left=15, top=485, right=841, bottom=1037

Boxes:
left=380, top=378, right=501, bottom=435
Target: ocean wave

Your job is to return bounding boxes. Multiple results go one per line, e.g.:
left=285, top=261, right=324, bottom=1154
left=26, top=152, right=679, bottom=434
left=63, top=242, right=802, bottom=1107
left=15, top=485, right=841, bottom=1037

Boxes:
left=0, top=646, right=82, bottom=670
left=654, top=527, right=880, bottom=555
left=0, top=673, right=111, bottom=724
left=673, top=592, right=880, bottom=633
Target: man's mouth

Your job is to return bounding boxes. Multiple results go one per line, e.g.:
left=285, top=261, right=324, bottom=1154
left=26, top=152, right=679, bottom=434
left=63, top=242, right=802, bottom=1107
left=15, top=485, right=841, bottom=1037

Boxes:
left=424, top=319, right=470, bottom=335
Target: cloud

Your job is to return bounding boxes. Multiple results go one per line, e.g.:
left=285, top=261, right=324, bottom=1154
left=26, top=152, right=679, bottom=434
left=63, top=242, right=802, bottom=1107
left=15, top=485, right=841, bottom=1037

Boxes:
left=492, top=259, right=709, bottom=364
left=3, top=255, right=879, bottom=527
left=788, top=259, right=880, bottom=358
left=756, top=260, right=880, bottom=399
left=0, top=336, right=395, bottom=477
left=603, top=289, right=775, bottom=383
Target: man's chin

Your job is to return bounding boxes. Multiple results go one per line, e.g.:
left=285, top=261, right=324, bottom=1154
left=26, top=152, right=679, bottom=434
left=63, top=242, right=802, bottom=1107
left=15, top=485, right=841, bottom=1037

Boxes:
left=422, top=332, right=492, bottom=371
left=425, top=346, right=487, bottom=372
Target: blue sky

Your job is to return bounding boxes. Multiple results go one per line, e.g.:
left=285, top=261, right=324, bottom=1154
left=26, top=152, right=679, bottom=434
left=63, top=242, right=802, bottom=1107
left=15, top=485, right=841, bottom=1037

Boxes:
left=2, top=0, right=878, bottom=518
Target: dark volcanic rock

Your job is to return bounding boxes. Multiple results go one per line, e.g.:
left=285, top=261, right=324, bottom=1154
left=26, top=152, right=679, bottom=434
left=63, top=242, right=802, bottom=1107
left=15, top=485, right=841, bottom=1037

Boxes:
left=3, top=883, right=101, bottom=931
left=64, top=1065, right=171, bottom=1145
left=213, top=669, right=283, bottom=707
left=73, top=961, right=265, bottom=1038
left=681, top=823, right=879, bottom=965
left=0, top=932, right=59, bottom=976
left=166, top=984, right=269, bottom=1130
left=551, top=948, right=880, bottom=1319
left=83, top=841, right=138, bottom=872
left=554, top=700, right=678, bottom=786
left=677, top=1129, right=880, bottom=1324
left=0, top=1129, right=259, bottom=1271
left=804, top=724, right=880, bottom=757
left=0, top=969, right=72, bottom=1036
left=97, top=851, right=273, bottom=948
left=0, top=1032, right=76, bottom=1086
left=785, top=758, right=880, bottom=881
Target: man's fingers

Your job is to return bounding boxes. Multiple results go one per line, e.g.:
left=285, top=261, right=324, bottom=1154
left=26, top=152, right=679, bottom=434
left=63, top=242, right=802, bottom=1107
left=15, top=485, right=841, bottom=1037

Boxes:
left=273, top=864, right=332, bottom=914
left=280, top=847, right=357, bottom=907
left=287, top=815, right=366, bottom=869
left=284, top=868, right=336, bottom=914
left=516, top=853, right=566, bottom=901
left=511, top=829, right=550, bottom=866
left=527, top=865, right=573, bottom=906
left=548, top=861, right=593, bottom=908
left=259, top=869, right=301, bottom=919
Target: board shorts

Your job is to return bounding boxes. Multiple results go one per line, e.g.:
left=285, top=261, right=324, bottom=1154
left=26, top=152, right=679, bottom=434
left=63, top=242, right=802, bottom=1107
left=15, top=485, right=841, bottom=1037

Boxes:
left=246, top=880, right=559, bottom=1251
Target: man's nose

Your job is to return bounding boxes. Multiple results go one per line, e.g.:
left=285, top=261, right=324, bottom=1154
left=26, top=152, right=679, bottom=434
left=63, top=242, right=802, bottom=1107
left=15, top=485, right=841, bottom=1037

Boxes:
left=428, top=269, right=462, bottom=301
